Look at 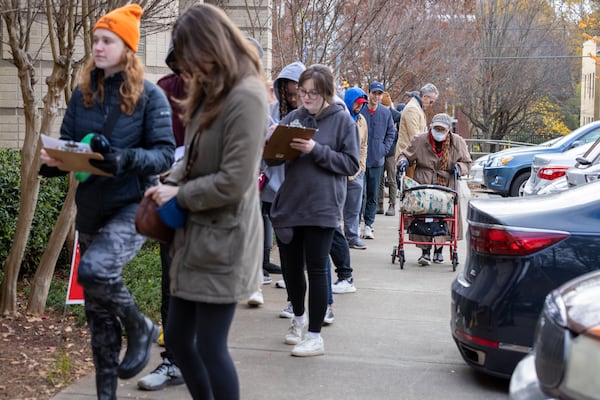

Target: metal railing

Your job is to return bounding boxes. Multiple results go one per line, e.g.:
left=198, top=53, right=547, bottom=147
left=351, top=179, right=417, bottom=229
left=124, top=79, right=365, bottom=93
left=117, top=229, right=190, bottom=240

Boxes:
left=465, top=138, right=536, bottom=159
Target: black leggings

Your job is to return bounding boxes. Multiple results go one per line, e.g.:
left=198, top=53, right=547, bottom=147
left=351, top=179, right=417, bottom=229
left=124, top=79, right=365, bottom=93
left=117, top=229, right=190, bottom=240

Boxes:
left=278, top=226, right=334, bottom=333
left=166, top=297, right=238, bottom=400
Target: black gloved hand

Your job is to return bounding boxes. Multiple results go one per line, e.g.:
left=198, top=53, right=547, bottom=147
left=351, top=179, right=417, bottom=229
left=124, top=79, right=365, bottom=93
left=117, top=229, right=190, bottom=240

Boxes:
left=39, top=164, right=68, bottom=177
left=89, top=148, right=131, bottom=175
left=397, top=159, right=409, bottom=175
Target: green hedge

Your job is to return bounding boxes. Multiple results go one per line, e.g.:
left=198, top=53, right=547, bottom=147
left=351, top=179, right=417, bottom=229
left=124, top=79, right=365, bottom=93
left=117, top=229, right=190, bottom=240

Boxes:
left=0, top=149, right=69, bottom=278
left=1, top=148, right=162, bottom=321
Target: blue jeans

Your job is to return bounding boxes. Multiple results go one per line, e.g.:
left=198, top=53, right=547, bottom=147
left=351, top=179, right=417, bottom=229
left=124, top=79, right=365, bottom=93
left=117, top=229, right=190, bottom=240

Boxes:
left=344, top=172, right=364, bottom=245
left=330, top=226, right=352, bottom=280
left=363, top=166, right=384, bottom=227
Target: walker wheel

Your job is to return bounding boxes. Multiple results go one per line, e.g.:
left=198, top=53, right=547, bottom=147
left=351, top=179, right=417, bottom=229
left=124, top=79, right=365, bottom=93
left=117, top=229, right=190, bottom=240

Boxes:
left=391, top=246, right=397, bottom=264
left=400, top=250, right=405, bottom=269
left=452, top=251, right=459, bottom=272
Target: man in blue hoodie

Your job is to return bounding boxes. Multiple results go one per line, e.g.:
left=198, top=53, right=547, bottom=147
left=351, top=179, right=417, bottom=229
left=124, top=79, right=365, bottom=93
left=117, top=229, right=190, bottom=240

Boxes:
left=343, top=87, right=369, bottom=250
left=360, top=82, right=396, bottom=239
left=326, top=87, right=370, bottom=295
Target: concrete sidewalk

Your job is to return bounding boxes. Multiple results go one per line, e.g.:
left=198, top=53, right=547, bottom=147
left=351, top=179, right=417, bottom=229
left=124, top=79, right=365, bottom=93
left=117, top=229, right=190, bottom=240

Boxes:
left=52, top=196, right=508, bottom=400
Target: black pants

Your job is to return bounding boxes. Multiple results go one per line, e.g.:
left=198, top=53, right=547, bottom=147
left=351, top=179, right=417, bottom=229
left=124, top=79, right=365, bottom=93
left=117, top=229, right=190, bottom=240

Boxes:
left=159, top=243, right=176, bottom=362
left=167, top=298, right=238, bottom=400
left=277, top=226, right=334, bottom=333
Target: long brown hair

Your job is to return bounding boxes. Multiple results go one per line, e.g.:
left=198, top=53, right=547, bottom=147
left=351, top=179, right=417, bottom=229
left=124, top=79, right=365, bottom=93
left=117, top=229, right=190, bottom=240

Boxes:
left=79, top=49, right=144, bottom=115
left=171, top=3, right=264, bottom=131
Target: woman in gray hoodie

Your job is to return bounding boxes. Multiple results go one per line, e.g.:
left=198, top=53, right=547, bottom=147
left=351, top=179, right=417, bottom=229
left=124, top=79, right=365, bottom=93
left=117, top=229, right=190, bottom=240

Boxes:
left=269, top=64, right=359, bottom=357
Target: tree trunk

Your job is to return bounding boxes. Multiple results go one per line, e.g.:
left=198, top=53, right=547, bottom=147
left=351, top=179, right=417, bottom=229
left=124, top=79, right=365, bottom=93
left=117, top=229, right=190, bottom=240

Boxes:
left=27, top=178, right=77, bottom=314
left=0, top=182, right=39, bottom=316
left=0, top=40, right=39, bottom=315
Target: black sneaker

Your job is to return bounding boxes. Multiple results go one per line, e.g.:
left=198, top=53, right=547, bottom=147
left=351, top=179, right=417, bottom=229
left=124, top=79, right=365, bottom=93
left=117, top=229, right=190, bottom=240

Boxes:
left=433, top=249, right=444, bottom=264
left=263, top=270, right=272, bottom=285
left=264, top=262, right=282, bottom=274
left=137, top=358, right=184, bottom=391
left=418, top=251, right=431, bottom=266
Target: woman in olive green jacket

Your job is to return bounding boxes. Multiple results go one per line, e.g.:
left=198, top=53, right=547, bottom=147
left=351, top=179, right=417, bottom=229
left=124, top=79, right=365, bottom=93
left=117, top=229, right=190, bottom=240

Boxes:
left=144, top=4, right=267, bottom=399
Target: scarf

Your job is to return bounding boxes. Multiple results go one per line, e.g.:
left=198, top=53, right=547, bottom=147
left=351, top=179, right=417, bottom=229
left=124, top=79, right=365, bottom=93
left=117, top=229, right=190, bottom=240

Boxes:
left=429, top=132, right=452, bottom=186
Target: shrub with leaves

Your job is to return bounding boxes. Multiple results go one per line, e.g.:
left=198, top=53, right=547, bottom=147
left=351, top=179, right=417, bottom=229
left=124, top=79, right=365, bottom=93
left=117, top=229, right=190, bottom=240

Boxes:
left=0, top=148, right=69, bottom=279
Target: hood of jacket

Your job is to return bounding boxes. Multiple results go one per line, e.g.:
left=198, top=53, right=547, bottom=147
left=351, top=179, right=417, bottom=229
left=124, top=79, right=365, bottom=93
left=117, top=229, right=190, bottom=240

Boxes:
left=344, top=87, right=368, bottom=121
left=272, top=61, right=306, bottom=103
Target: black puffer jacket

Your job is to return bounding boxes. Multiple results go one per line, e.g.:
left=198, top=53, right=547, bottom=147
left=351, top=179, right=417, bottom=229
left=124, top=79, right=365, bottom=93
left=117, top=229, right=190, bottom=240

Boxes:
left=60, top=70, right=175, bottom=233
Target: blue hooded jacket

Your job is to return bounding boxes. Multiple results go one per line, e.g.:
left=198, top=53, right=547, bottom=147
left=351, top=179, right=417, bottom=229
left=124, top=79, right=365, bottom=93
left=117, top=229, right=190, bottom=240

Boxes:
left=344, top=87, right=368, bottom=122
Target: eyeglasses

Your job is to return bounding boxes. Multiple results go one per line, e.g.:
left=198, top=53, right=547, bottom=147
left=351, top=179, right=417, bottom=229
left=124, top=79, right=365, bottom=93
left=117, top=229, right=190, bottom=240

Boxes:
left=298, top=88, right=321, bottom=99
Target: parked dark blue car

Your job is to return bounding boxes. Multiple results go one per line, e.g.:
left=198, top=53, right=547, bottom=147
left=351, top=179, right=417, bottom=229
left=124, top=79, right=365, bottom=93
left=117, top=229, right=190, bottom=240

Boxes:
left=483, top=121, right=600, bottom=197
left=450, top=181, right=600, bottom=378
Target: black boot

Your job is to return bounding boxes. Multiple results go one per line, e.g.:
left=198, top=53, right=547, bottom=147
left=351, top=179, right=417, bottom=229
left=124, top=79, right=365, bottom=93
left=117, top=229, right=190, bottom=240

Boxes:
left=96, top=372, right=118, bottom=400
left=263, top=247, right=282, bottom=274
left=117, top=305, right=159, bottom=379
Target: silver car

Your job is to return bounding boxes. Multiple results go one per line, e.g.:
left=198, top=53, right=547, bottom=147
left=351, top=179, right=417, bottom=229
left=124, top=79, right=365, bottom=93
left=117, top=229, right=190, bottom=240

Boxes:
left=523, top=142, right=594, bottom=196
left=509, top=270, right=600, bottom=400
left=566, top=140, right=600, bottom=187
left=467, top=154, right=489, bottom=187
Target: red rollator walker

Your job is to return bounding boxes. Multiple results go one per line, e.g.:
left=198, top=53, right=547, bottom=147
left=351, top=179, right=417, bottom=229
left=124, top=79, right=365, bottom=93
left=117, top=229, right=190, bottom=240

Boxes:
left=391, top=168, right=460, bottom=271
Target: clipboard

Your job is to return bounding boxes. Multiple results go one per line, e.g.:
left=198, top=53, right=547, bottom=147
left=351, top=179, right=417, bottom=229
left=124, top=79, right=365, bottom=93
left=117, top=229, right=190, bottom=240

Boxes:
left=40, top=134, right=112, bottom=176
left=263, top=125, right=317, bottom=160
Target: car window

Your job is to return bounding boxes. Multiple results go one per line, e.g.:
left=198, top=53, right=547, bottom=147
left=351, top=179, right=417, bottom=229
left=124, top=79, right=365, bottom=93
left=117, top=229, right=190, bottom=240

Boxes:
left=579, top=128, right=600, bottom=145
left=551, top=125, right=600, bottom=148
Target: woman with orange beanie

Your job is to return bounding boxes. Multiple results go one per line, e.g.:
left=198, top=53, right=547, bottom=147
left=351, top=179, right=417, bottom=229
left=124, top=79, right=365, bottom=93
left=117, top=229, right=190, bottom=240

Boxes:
left=39, top=4, right=175, bottom=399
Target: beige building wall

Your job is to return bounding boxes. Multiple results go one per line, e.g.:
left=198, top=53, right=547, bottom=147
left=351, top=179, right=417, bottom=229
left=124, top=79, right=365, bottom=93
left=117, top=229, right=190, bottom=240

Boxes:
left=581, top=40, right=598, bottom=126
left=0, top=0, right=272, bottom=149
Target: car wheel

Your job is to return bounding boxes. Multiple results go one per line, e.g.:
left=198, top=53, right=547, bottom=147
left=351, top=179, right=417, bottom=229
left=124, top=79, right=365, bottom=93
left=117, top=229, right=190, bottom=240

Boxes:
left=510, top=172, right=530, bottom=197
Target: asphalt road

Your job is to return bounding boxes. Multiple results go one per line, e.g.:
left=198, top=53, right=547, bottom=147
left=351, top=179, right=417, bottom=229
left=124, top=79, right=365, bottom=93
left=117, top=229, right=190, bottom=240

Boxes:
left=53, top=191, right=509, bottom=400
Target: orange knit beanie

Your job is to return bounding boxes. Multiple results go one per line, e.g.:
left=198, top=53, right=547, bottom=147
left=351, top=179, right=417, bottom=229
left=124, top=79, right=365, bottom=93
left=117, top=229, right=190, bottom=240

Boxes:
left=94, top=4, right=143, bottom=52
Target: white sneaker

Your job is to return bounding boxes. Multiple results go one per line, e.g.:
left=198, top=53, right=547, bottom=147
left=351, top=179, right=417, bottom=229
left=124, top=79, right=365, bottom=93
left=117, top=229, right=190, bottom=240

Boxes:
left=363, top=225, right=374, bottom=239
left=247, top=290, right=264, bottom=306
left=279, top=302, right=293, bottom=319
left=323, top=306, right=335, bottom=326
left=275, top=279, right=286, bottom=289
left=291, top=335, right=325, bottom=357
left=332, top=278, right=356, bottom=294
left=285, top=317, right=307, bottom=345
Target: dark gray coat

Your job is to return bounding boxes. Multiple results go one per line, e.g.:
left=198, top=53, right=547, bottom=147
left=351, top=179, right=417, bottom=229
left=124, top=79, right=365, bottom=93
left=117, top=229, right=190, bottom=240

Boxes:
left=270, top=103, right=360, bottom=230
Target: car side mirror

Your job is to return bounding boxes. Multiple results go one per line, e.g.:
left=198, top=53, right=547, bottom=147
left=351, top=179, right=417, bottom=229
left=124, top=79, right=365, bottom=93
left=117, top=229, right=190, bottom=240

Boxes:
left=576, top=156, right=592, bottom=166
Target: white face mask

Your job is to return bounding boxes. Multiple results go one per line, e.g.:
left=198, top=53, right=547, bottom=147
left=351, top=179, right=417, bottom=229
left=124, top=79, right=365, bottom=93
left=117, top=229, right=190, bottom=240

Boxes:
left=431, top=128, right=448, bottom=142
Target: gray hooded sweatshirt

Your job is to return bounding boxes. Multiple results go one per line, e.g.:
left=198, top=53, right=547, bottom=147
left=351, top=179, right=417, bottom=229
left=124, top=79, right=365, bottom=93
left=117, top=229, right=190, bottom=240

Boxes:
left=262, top=61, right=306, bottom=203
left=269, top=103, right=360, bottom=236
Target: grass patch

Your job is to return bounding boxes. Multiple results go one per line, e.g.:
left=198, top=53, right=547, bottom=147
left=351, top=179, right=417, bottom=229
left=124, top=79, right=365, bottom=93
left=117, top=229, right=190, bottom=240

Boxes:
left=46, top=240, right=163, bottom=325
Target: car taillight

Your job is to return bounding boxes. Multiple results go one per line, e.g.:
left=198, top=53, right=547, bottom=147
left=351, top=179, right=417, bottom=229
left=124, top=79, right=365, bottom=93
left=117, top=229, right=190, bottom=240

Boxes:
left=469, top=225, right=569, bottom=256
left=455, top=329, right=499, bottom=348
left=537, top=166, right=569, bottom=181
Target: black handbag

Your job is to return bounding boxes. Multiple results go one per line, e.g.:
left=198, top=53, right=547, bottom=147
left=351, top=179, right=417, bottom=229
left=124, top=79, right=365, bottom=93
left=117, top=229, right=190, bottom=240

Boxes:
left=407, top=219, right=448, bottom=237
